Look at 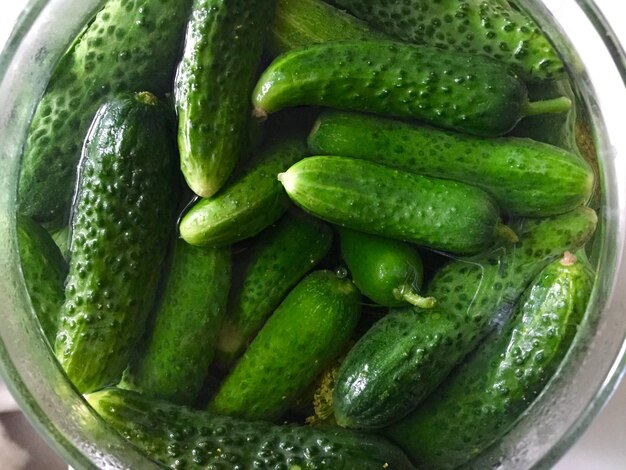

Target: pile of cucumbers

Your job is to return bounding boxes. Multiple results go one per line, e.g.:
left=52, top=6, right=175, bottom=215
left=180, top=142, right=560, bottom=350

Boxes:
left=16, top=0, right=599, bottom=468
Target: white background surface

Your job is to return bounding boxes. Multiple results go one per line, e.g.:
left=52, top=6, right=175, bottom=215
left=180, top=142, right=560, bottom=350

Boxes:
left=0, top=1, right=625, bottom=469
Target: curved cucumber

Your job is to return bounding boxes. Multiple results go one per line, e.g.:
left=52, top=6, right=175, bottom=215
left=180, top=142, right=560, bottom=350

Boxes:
left=385, top=252, right=594, bottom=469
left=123, top=240, right=231, bottom=405
left=333, top=207, right=598, bottom=429
left=176, top=0, right=276, bottom=198
left=87, top=388, right=414, bottom=469
left=254, top=40, right=571, bottom=137
left=180, top=139, right=309, bottom=246
left=210, top=270, right=361, bottom=421
left=308, top=111, right=593, bottom=217
left=339, top=228, right=435, bottom=308
left=332, top=0, right=565, bottom=82
left=216, top=213, right=333, bottom=363
left=55, top=93, right=179, bottom=393
left=279, top=156, right=511, bottom=255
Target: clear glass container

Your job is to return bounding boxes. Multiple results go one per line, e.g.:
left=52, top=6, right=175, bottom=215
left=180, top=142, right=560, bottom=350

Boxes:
left=0, top=0, right=624, bottom=468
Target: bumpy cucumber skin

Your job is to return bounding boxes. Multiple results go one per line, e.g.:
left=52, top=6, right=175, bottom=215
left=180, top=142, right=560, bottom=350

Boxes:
left=88, top=389, right=414, bottom=470
left=254, top=39, right=528, bottom=137
left=17, top=216, right=67, bottom=343
left=269, top=0, right=388, bottom=55
left=175, top=0, right=276, bottom=198
left=385, top=253, right=595, bottom=469
left=339, top=228, right=426, bottom=307
left=309, top=111, right=593, bottom=217
left=332, top=0, right=564, bottom=82
left=123, top=240, right=231, bottom=405
left=18, top=0, right=193, bottom=228
left=280, top=156, right=501, bottom=255
left=333, top=207, right=597, bottom=429
left=216, top=214, right=333, bottom=362
left=55, top=93, right=179, bottom=393
left=210, top=270, right=361, bottom=421
left=180, top=139, right=309, bottom=247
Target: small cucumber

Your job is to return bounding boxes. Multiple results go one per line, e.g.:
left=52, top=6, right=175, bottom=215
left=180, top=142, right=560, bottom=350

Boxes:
left=175, top=0, right=277, bottom=198
left=87, top=388, right=414, bottom=469
left=210, top=270, right=361, bottom=421
left=308, top=111, right=594, bottom=217
left=332, top=0, right=565, bottom=82
left=216, top=213, right=333, bottom=363
left=333, top=207, right=597, bottom=429
left=385, top=252, right=595, bottom=469
left=339, top=228, right=436, bottom=308
left=55, top=92, right=179, bottom=393
left=123, top=240, right=231, bottom=405
left=253, top=40, right=571, bottom=137
left=279, top=156, right=513, bottom=255
left=16, top=216, right=67, bottom=343
left=180, top=139, right=309, bottom=247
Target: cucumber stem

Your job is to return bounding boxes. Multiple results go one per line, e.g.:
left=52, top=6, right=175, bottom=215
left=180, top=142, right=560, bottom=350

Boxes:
left=494, top=222, right=519, bottom=244
left=523, top=96, right=572, bottom=116
left=394, top=286, right=437, bottom=309
left=560, top=251, right=577, bottom=267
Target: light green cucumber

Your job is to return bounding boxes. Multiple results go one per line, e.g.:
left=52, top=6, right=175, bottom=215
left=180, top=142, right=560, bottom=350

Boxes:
left=50, top=226, right=70, bottom=261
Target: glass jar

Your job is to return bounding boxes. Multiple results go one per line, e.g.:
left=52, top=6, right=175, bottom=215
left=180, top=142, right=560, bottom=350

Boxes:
left=0, top=1, right=624, bottom=468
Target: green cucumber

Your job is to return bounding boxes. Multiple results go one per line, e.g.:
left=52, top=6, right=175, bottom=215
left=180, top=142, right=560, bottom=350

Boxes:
left=333, top=207, right=597, bottom=429
left=180, top=139, right=309, bottom=247
left=50, top=226, right=70, bottom=261
left=87, top=388, right=414, bottom=469
left=269, top=0, right=388, bottom=55
left=55, top=92, right=179, bottom=393
left=123, top=240, right=231, bottom=405
left=385, top=251, right=595, bottom=469
left=216, top=213, right=333, bottom=363
left=331, top=0, right=565, bottom=82
left=18, top=0, right=193, bottom=228
left=308, top=111, right=593, bottom=217
left=253, top=40, right=571, bottom=137
left=279, top=156, right=513, bottom=255
left=210, top=270, right=361, bottom=421
left=175, top=0, right=276, bottom=198
left=339, top=228, right=436, bottom=308
left=17, top=216, right=67, bottom=343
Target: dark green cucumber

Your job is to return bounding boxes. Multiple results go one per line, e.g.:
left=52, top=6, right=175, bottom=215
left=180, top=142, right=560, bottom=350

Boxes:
left=279, top=156, right=512, bottom=255
left=55, top=93, right=179, bottom=393
left=253, top=40, right=571, bottom=137
left=216, top=213, right=333, bottom=363
left=333, top=207, right=597, bottom=429
left=180, top=139, right=309, bottom=246
left=123, top=240, right=231, bottom=405
left=339, top=228, right=435, bottom=308
left=87, top=388, right=414, bottom=469
left=332, top=0, right=565, bottom=82
left=175, top=0, right=276, bottom=198
left=19, top=0, right=193, bottom=228
left=17, top=216, right=67, bottom=343
left=210, top=270, right=360, bottom=421
left=308, top=111, right=593, bottom=217
left=269, top=0, right=388, bottom=55
left=385, top=252, right=595, bottom=469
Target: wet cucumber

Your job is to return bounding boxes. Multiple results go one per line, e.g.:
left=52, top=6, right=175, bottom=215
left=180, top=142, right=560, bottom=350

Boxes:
left=210, top=270, right=361, bottom=421
left=331, top=0, right=565, bottom=82
left=87, top=388, right=414, bottom=469
left=180, top=139, right=309, bottom=247
left=55, top=93, right=179, bottom=393
left=216, top=213, right=333, bottom=363
left=123, top=240, right=231, bottom=405
left=253, top=40, right=571, bottom=137
left=175, top=0, right=276, bottom=198
left=385, top=252, right=594, bottom=469
left=18, top=0, right=193, bottom=228
left=308, top=111, right=593, bottom=217
left=279, top=156, right=513, bottom=255
left=333, top=207, right=597, bottom=429
left=339, top=228, right=436, bottom=308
